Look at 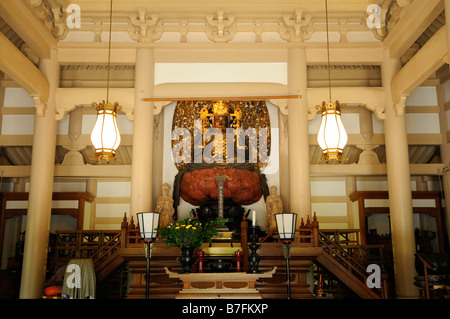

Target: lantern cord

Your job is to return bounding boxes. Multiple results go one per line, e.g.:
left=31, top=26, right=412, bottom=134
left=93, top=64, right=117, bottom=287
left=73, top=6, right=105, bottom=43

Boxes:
left=106, top=0, right=113, bottom=104
left=325, top=0, right=332, bottom=103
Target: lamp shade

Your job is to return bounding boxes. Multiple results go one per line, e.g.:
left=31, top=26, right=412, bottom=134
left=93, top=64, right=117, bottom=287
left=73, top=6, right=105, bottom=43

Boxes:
left=275, top=213, right=297, bottom=242
left=91, top=101, right=121, bottom=161
left=137, top=212, right=160, bottom=242
left=317, top=101, right=348, bottom=162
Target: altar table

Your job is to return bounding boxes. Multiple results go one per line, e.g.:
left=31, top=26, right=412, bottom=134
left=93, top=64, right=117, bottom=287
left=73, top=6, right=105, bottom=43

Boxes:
left=165, top=267, right=277, bottom=299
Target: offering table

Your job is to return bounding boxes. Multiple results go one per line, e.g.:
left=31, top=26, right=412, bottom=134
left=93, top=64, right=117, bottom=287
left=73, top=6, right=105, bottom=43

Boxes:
left=165, top=267, right=276, bottom=299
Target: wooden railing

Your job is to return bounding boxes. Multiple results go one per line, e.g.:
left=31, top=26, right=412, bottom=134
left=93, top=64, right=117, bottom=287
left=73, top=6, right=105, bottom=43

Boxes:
left=53, top=212, right=321, bottom=260
left=50, top=214, right=138, bottom=261
left=51, top=230, right=121, bottom=260
left=318, top=231, right=386, bottom=298
left=319, top=232, right=370, bottom=281
left=118, top=213, right=143, bottom=248
left=90, top=232, right=122, bottom=268
left=258, top=212, right=320, bottom=247
left=296, top=213, right=320, bottom=247
left=413, top=252, right=450, bottom=299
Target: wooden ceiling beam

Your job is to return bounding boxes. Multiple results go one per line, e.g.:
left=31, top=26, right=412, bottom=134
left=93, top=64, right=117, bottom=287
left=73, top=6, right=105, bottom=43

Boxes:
left=391, top=26, right=448, bottom=115
left=0, top=32, right=49, bottom=112
left=310, top=163, right=446, bottom=177
left=0, top=162, right=444, bottom=178
left=57, top=42, right=384, bottom=65
left=0, top=0, right=56, bottom=59
left=384, top=0, right=443, bottom=59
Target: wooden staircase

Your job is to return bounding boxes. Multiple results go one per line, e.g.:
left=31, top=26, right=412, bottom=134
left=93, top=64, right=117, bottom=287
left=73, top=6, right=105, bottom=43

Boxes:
left=315, top=231, right=384, bottom=299
left=90, top=232, right=125, bottom=282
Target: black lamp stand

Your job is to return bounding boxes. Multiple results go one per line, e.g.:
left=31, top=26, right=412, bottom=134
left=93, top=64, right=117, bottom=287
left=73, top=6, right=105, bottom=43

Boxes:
left=144, top=240, right=154, bottom=299
left=281, top=240, right=293, bottom=299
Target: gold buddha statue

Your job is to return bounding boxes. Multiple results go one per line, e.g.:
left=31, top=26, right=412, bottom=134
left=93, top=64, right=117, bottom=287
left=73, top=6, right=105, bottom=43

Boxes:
left=200, top=101, right=242, bottom=161
left=200, top=101, right=241, bottom=132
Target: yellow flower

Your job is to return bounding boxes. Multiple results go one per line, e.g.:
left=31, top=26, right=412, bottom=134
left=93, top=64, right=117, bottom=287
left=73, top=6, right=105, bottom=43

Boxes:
left=175, top=226, right=180, bottom=229
left=192, top=227, right=197, bottom=230
left=181, top=224, right=186, bottom=227
left=186, top=225, right=192, bottom=229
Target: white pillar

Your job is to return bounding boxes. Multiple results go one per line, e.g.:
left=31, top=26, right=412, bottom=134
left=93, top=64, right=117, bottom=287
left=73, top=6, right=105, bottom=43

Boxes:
left=19, top=49, right=58, bottom=299
left=445, top=0, right=450, bottom=66
left=278, top=112, right=289, bottom=210
left=85, top=179, right=97, bottom=230
left=130, top=47, right=155, bottom=218
left=152, top=112, right=164, bottom=210
left=346, top=176, right=357, bottom=228
left=287, top=46, right=311, bottom=222
left=382, top=48, right=418, bottom=298
left=437, top=84, right=450, bottom=248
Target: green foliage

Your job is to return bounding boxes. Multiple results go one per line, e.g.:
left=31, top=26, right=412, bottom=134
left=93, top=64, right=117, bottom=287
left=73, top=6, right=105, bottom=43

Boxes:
left=157, top=215, right=228, bottom=249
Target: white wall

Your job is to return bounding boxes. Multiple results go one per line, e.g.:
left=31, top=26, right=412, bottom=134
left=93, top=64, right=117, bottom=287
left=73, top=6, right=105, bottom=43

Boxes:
left=406, top=86, right=440, bottom=134
left=1, top=88, right=35, bottom=135
left=155, top=63, right=288, bottom=85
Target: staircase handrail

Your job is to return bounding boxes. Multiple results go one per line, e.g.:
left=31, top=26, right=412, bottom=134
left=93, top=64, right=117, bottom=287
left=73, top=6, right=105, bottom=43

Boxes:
left=319, top=231, right=368, bottom=280
left=318, top=231, right=384, bottom=298
left=91, top=231, right=122, bottom=267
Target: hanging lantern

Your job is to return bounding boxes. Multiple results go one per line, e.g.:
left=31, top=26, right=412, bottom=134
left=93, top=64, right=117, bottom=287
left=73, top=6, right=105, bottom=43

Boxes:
left=317, top=100, right=348, bottom=162
left=316, top=0, right=348, bottom=164
left=90, top=0, right=121, bottom=162
left=91, top=100, right=121, bottom=161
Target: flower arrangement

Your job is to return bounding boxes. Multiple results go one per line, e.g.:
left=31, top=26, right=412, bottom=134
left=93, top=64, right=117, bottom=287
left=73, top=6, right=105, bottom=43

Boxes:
left=158, top=213, right=228, bottom=249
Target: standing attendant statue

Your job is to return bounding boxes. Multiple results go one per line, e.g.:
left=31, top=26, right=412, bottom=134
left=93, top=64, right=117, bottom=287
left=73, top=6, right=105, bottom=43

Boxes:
left=155, top=183, right=175, bottom=228
left=265, top=185, right=283, bottom=232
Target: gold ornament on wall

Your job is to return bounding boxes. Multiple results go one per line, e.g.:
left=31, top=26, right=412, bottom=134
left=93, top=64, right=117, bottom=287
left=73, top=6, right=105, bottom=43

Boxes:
left=171, top=100, right=271, bottom=171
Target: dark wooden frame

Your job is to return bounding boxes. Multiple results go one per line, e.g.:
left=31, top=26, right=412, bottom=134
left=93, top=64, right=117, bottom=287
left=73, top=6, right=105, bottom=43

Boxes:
left=349, top=191, right=446, bottom=253
left=0, top=192, right=95, bottom=266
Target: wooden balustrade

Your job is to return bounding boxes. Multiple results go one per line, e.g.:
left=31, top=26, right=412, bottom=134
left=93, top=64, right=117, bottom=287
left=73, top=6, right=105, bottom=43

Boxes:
left=120, top=212, right=144, bottom=247
left=51, top=212, right=322, bottom=277
left=51, top=230, right=120, bottom=259
left=51, top=213, right=142, bottom=264
left=257, top=212, right=320, bottom=248
left=91, top=232, right=122, bottom=267
left=120, top=212, right=322, bottom=250
left=297, top=212, right=320, bottom=247
left=318, top=231, right=385, bottom=298
left=319, top=232, right=368, bottom=281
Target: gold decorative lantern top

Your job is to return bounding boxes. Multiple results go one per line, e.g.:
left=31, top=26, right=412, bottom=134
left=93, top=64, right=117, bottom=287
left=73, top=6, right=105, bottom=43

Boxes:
left=92, top=100, right=121, bottom=113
